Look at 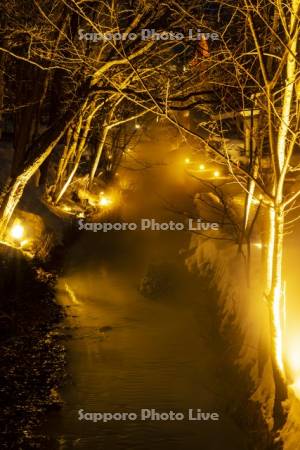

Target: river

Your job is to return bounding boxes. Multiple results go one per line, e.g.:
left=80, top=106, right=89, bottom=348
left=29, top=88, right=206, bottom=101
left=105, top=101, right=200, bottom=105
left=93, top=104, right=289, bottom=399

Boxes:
left=40, top=125, right=247, bottom=449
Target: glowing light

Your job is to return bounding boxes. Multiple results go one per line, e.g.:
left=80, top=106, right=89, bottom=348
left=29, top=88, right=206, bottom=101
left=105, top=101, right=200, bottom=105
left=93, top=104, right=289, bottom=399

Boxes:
left=184, top=158, right=191, bottom=164
left=199, top=164, right=205, bottom=171
left=286, top=337, right=300, bottom=392
left=99, top=196, right=112, bottom=207
left=286, top=334, right=300, bottom=397
left=291, top=378, right=300, bottom=397
left=289, top=350, right=300, bottom=374
left=213, top=170, right=220, bottom=177
left=253, top=242, right=263, bottom=249
left=10, top=222, right=24, bottom=241
left=135, top=123, right=141, bottom=129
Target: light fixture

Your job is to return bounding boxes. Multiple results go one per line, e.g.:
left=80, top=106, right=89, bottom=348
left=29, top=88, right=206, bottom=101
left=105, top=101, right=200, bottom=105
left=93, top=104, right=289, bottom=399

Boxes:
left=199, top=164, right=205, bottom=171
left=213, top=170, right=220, bottom=177
left=99, top=196, right=112, bottom=207
left=10, top=221, right=24, bottom=241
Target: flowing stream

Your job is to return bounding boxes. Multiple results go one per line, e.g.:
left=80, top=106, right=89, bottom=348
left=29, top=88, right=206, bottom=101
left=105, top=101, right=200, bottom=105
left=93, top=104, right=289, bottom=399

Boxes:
left=41, top=126, right=247, bottom=449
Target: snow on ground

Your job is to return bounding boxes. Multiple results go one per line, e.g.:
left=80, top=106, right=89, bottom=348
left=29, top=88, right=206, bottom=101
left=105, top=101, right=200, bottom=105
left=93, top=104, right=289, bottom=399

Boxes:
left=186, top=237, right=274, bottom=426
left=186, top=235, right=300, bottom=447
left=0, top=142, right=68, bottom=252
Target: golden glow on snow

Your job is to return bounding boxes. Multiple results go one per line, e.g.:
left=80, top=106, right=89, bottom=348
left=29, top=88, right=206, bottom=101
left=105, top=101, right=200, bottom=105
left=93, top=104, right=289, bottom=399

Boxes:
left=289, top=344, right=300, bottom=397
left=286, top=335, right=300, bottom=396
left=291, top=378, right=300, bottom=397
left=289, top=350, right=300, bottom=374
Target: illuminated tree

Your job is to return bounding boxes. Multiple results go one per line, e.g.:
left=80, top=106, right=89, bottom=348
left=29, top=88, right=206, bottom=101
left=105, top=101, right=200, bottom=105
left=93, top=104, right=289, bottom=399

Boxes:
left=0, top=0, right=213, bottom=231
left=166, top=0, right=300, bottom=426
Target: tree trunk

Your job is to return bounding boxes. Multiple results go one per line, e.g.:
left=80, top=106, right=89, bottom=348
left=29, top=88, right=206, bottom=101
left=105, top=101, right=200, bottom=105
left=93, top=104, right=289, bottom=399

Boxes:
left=54, top=101, right=97, bottom=204
left=265, top=3, right=299, bottom=424
left=0, top=87, right=90, bottom=237
left=54, top=147, right=84, bottom=205
left=267, top=205, right=288, bottom=428
left=0, top=135, right=63, bottom=238
left=52, top=120, right=82, bottom=200
left=89, top=124, right=109, bottom=189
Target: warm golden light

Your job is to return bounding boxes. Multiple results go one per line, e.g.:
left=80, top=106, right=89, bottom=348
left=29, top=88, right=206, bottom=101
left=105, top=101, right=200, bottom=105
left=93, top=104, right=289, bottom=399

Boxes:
left=287, top=341, right=300, bottom=398
left=199, top=164, right=205, bottom=171
left=10, top=222, right=24, bottom=241
left=252, top=195, right=263, bottom=205
left=64, top=282, right=81, bottom=305
left=213, top=170, right=220, bottom=177
left=289, top=350, right=300, bottom=374
left=265, top=208, right=285, bottom=377
left=291, top=378, right=300, bottom=397
left=185, top=158, right=191, bottom=164
left=99, top=196, right=112, bottom=207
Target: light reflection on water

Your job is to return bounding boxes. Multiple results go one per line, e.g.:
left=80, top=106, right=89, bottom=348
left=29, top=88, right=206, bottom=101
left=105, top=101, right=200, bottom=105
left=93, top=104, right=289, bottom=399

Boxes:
left=40, top=229, right=247, bottom=450
left=41, top=127, right=247, bottom=449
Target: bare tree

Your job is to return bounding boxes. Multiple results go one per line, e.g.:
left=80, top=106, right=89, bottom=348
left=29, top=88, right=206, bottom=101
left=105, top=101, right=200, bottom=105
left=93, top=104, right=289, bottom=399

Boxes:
left=163, top=0, right=300, bottom=426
